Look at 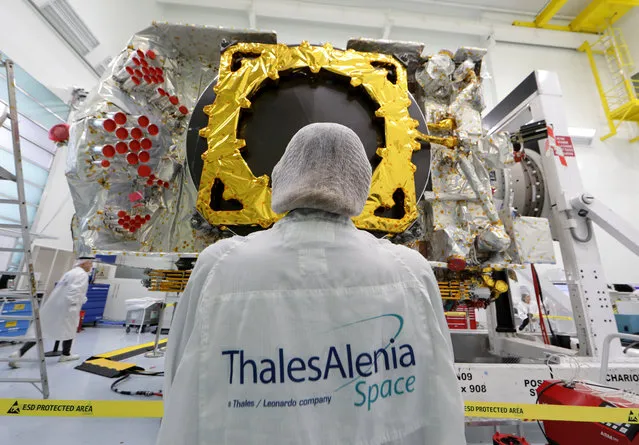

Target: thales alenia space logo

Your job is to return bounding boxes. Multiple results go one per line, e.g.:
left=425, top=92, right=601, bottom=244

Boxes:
left=221, top=314, right=418, bottom=410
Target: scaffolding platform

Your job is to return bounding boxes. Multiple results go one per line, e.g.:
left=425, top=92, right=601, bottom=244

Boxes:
left=580, top=25, right=639, bottom=142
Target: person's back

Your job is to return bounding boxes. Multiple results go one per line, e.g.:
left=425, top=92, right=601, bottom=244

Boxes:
left=158, top=123, right=466, bottom=445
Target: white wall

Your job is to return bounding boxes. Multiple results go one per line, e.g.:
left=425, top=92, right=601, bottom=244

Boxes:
left=487, top=40, right=639, bottom=283
left=621, top=8, right=639, bottom=72
left=68, top=0, right=157, bottom=68
left=31, top=145, right=74, bottom=251
left=0, top=0, right=97, bottom=94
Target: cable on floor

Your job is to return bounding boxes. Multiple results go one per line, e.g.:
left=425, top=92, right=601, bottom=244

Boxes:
left=110, top=370, right=164, bottom=397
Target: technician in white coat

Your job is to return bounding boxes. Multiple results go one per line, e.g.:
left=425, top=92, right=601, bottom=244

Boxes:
left=516, top=286, right=539, bottom=331
left=8, top=257, right=92, bottom=367
left=158, top=123, right=466, bottom=445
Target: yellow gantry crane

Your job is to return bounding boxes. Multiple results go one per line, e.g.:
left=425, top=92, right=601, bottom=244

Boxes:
left=514, top=0, right=639, bottom=142
left=513, top=0, right=639, bottom=33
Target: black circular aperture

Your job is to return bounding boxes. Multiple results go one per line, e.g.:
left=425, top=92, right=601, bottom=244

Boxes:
left=186, top=63, right=430, bottom=233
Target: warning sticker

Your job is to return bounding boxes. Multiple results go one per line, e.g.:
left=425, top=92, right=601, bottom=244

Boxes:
left=1, top=399, right=163, bottom=418
left=1, top=399, right=637, bottom=423
left=544, top=126, right=568, bottom=166
left=464, top=401, right=639, bottom=424
left=555, top=135, right=575, bottom=157
left=7, top=401, right=20, bottom=414
left=5, top=400, right=94, bottom=416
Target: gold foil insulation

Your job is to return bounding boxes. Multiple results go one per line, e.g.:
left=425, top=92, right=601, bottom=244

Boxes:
left=145, top=269, right=192, bottom=292
left=437, top=268, right=509, bottom=304
left=197, top=42, right=425, bottom=233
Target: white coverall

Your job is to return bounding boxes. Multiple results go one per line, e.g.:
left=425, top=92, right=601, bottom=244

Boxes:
left=515, top=297, right=539, bottom=331
left=30, top=266, right=89, bottom=341
left=158, top=210, right=466, bottom=445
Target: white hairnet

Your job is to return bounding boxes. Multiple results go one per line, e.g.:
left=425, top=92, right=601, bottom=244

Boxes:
left=520, top=285, right=531, bottom=298
left=73, top=258, right=93, bottom=268
left=271, top=123, right=372, bottom=216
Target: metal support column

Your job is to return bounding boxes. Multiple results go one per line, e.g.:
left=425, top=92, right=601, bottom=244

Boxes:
left=485, top=71, right=622, bottom=359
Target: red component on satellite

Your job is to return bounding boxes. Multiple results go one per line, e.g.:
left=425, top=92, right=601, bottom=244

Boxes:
left=102, top=145, right=116, bottom=158
left=103, top=119, right=117, bottom=132
left=447, top=256, right=467, bottom=272
left=138, top=115, right=150, bottom=127
left=129, top=191, right=143, bottom=202
left=114, top=112, right=127, bottom=125
left=138, top=151, right=150, bottom=163
left=129, top=140, right=141, bottom=152
left=126, top=153, right=139, bottom=165
left=116, top=142, right=128, bottom=154
left=131, top=128, right=143, bottom=140
left=138, top=165, right=152, bottom=177
left=116, top=128, right=129, bottom=140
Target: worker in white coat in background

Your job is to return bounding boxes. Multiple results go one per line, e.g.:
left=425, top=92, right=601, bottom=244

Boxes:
left=8, top=257, right=92, bottom=368
left=516, top=285, right=539, bottom=332
left=157, top=123, right=466, bottom=445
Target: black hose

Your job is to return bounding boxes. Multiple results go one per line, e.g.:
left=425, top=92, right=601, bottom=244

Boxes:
left=623, top=341, right=639, bottom=354
left=110, top=370, right=164, bottom=397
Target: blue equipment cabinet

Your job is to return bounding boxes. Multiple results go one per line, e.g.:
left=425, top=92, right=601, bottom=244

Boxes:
left=615, top=314, right=639, bottom=335
left=81, top=284, right=110, bottom=324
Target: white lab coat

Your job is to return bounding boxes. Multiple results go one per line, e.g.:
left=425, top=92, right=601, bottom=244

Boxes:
left=30, top=267, right=89, bottom=341
left=158, top=210, right=466, bottom=445
left=515, top=299, right=539, bottom=329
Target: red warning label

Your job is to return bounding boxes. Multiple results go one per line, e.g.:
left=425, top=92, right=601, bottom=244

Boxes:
left=555, top=136, right=575, bottom=157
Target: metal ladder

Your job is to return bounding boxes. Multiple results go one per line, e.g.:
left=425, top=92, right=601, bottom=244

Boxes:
left=0, top=58, right=49, bottom=398
left=602, top=27, right=637, bottom=108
